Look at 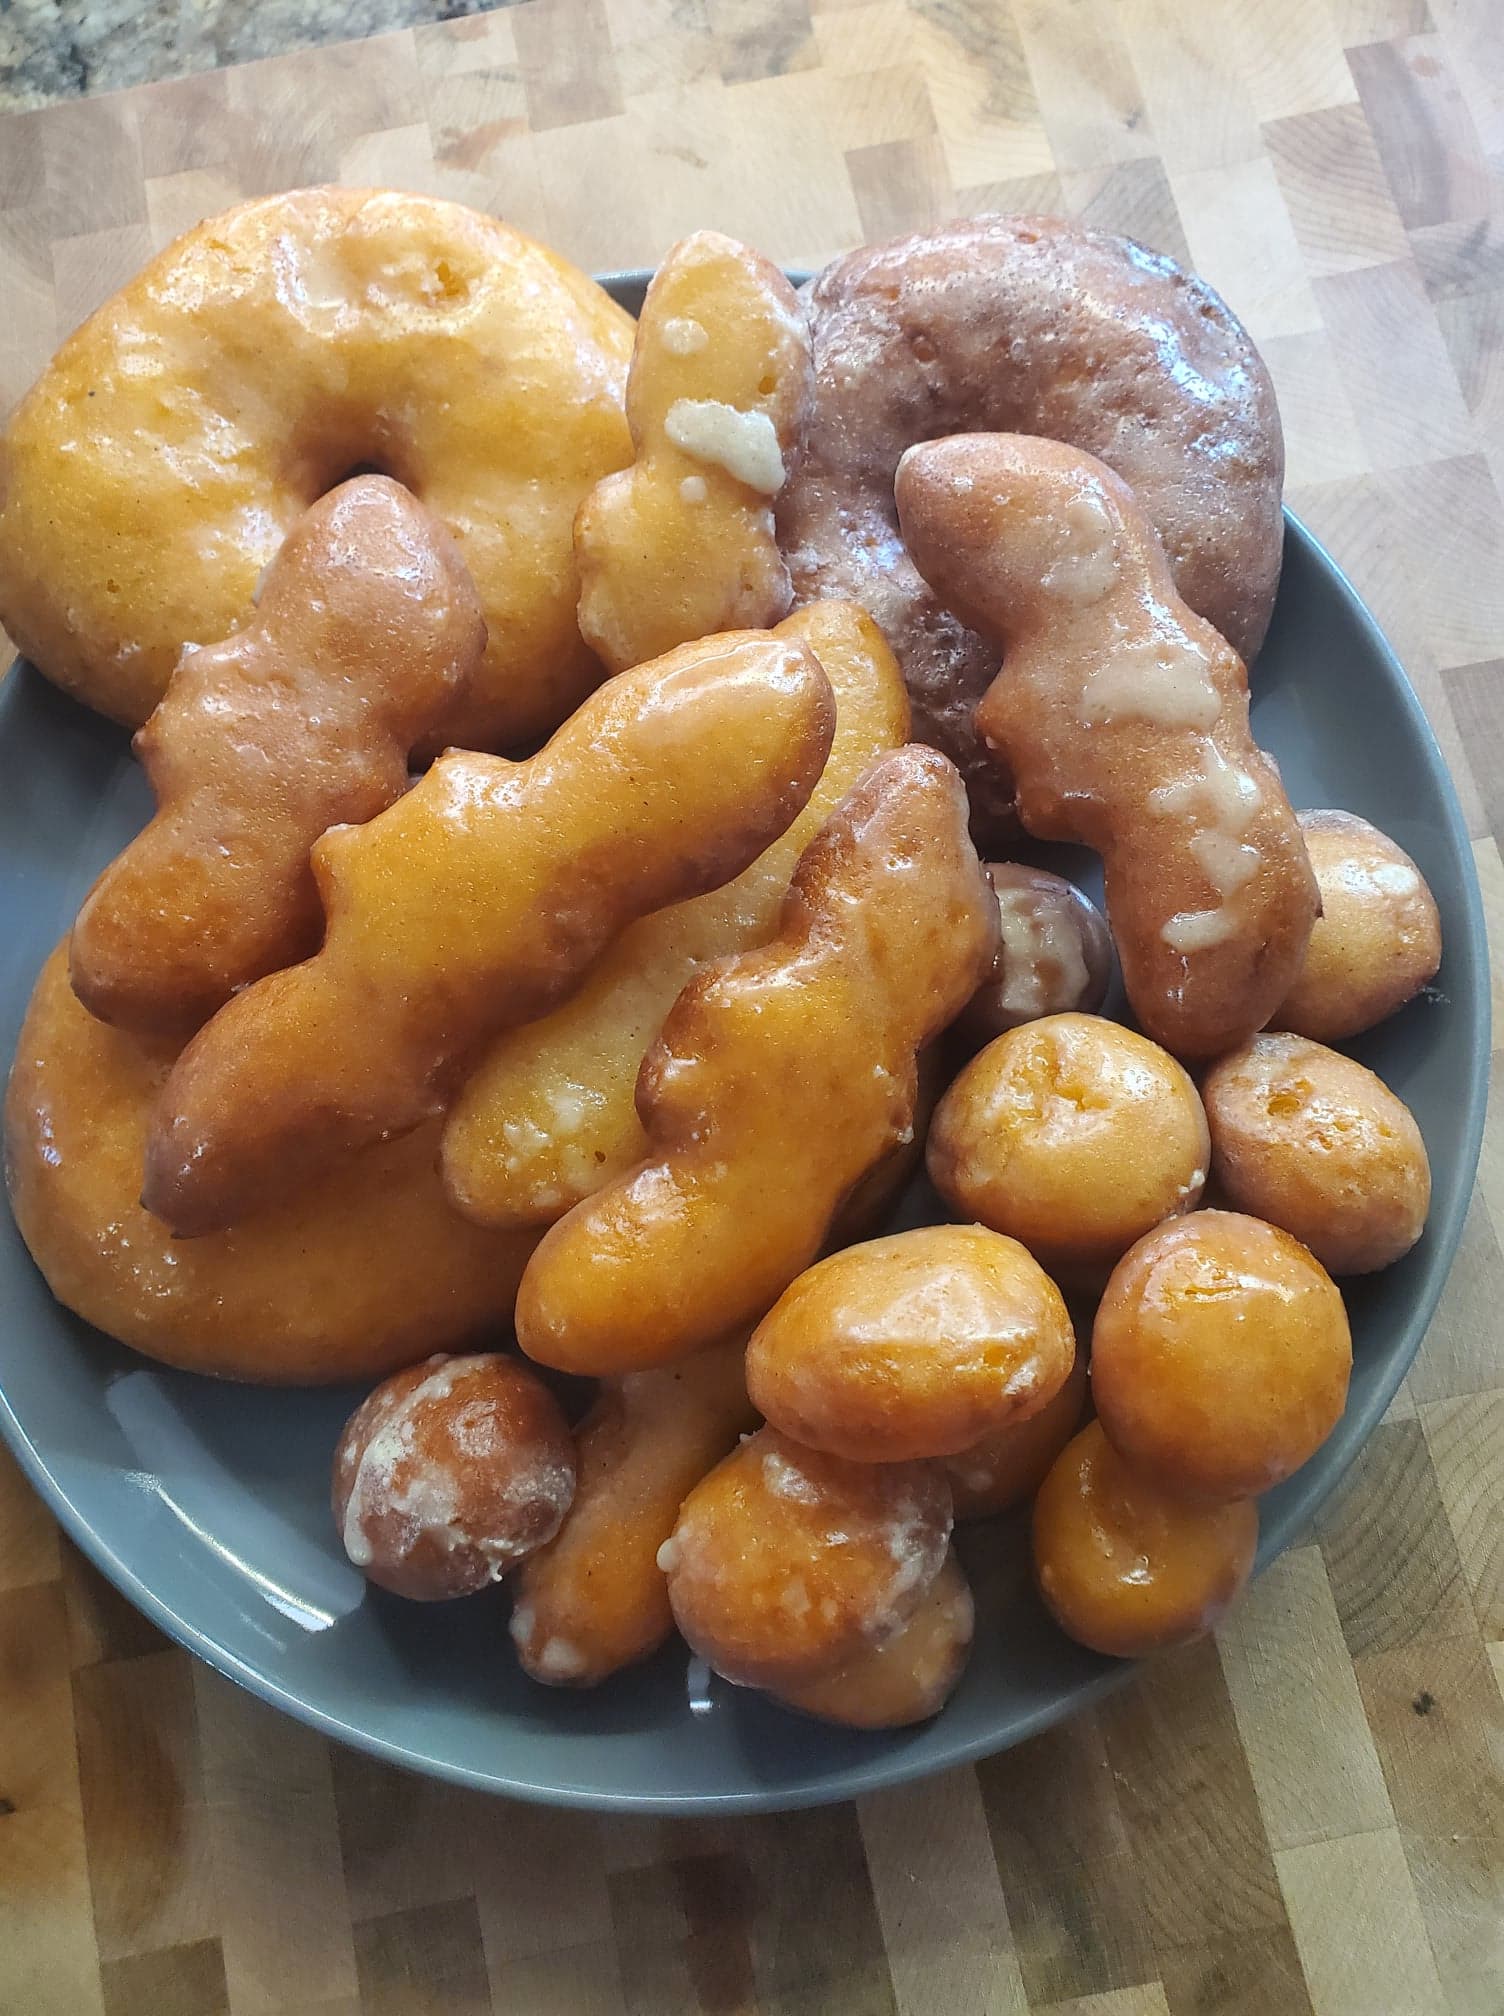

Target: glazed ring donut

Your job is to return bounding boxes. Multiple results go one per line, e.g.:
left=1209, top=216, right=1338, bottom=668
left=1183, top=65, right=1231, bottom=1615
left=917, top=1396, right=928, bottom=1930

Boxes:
left=4, top=946, right=536, bottom=1383
left=777, top=214, right=1284, bottom=832
left=0, top=187, right=634, bottom=746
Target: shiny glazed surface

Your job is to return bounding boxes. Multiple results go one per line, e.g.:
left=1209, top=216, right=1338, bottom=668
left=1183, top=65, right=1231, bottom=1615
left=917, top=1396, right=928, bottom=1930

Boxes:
left=68, top=477, right=485, bottom=1039
left=770, top=1550, right=974, bottom=1728
left=0, top=276, right=1488, bottom=1813
left=143, top=633, right=836, bottom=1236
left=746, top=1224, right=1075, bottom=1463
left=944, top=1348, right=1088, bottom=1522
left=897, top=433, right=1319, bottom=1056
left=332, top=1355, right=574, bottom=1601
left=510, top=1340, right=755, bottom=1688
left=441, top=601, right=910, bottom=1229
left=576, top=230, right=811, bottom=672
left=1091, top=1210, right=1353, bottom=1502
left=1203, top=1032, right=1432, bottom=1275
left=778, top=215, right=1283, bottom=833
left=956, top=863, right=1113, bottom=1048
left=1032, top=1421, right=1259, bottom=1658
left=665, top=1425, right=952, bottom=1689
left=927, top=1013, right=1210, bottom=1278
left=1274, top=809, right=1443, bottom=1042
left=0, top=188, right=635, bottom=747
left=4, top=948, right=538, bottom=1381
left=512, top=744, right=998, bottom=1375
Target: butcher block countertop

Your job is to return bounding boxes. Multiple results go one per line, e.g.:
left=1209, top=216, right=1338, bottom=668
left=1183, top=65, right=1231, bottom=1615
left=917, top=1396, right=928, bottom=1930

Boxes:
left=2, top=2, right=1503, bottom=2012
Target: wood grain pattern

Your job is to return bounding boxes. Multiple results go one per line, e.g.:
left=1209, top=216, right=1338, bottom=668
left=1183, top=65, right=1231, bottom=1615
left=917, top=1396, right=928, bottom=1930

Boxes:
left=1, top=1, right=1502, bottom=2010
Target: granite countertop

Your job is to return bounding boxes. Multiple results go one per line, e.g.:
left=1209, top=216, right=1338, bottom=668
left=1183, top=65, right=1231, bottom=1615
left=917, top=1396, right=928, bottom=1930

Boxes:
left=1, top=0, right=496, bottom=110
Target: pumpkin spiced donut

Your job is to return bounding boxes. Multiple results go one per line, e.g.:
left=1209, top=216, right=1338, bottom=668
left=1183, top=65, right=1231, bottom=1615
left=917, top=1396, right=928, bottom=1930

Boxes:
left=0, top=188, right=634, bottom=746
left=779, top=215, right=1284, bottom=831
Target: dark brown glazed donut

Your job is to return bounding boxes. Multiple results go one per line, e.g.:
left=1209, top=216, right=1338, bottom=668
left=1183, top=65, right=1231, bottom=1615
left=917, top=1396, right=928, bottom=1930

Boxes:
left=777, top=215, right=1284, bottom=835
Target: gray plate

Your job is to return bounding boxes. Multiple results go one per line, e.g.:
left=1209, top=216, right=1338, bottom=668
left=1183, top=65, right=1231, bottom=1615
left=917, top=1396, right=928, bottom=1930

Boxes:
left=0, top=275, right=1490, bottom=1811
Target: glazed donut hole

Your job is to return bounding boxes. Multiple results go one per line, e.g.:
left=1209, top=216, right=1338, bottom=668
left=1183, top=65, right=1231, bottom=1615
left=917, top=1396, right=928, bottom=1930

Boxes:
left=944, top=1344, right=1088, bottom=1521
left=1274, top=810, right=1441, bottom=1042
left=1091, top=1210, right=1352, bottom=1503
left=926, top=1013, right=1210, bottom=1280
left=1032, top=1420, right=1259, bottom=1658
left=955, top=864, right=1113, bottom=1051
left=1203, top=1032, right=1431, bottom=1275
left=768, top=1549, right=974, bottom=1727
left=662, top=1426, right=952, bottom=1690
left=745, top=1224, right=1075, bottom=1464
left=333, top=1354, right=575, bottom=1600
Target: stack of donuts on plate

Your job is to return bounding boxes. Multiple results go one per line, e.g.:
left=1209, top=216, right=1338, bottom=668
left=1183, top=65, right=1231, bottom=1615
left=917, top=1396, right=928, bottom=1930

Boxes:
left=0, top=192, right=1442, bottom=1727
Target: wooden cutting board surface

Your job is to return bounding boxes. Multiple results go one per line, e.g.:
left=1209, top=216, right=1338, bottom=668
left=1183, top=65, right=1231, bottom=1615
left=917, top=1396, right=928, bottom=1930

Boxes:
left=1, top=2, right=1502, bottom=2012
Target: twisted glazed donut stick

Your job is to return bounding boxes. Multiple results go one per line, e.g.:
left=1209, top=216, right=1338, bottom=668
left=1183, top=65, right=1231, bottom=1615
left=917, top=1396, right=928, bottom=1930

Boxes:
left=896, top=434, right=1317, bottom=1057
left=70, top=478, right=483, bottom=1039
left=440, top=600, right=909, bottom=1229
left=509, top=1339, right=756, bottom=1688
left=513, top=743, right=998, bottom=1375
left=144, top=632, right=835, bottom=1235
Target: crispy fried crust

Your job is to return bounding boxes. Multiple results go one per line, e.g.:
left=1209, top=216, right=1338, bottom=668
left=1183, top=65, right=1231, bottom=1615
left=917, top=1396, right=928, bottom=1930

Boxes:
left=512, top=744, right=999, bottom=1376
left=897, top=433, right=1317, bottom=1057
left=69, top=477, right=485, bottom=1039
left=575, top=231, right=811, bottom=672
left=143, top=632, right=836, bottom=1236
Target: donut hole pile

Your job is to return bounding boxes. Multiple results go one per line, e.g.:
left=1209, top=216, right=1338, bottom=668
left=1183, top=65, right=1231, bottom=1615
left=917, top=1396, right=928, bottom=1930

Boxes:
left=0, top=191, right=1444, bottom=1735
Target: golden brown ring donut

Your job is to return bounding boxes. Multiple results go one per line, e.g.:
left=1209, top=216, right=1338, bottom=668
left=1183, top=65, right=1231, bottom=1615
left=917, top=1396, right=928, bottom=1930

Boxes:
left=0, top=187, right=634, bottom=748
left=4, top=947, right=536, bottom=1383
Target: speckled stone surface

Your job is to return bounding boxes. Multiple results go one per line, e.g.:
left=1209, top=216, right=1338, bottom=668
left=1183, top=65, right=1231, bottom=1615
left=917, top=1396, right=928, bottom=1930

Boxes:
left=0, top=0, right=501, bottom=109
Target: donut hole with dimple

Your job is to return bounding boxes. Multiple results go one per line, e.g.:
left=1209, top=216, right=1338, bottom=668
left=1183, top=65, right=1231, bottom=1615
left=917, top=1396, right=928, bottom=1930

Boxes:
left=926, top=1013, right=1211, bottom=1285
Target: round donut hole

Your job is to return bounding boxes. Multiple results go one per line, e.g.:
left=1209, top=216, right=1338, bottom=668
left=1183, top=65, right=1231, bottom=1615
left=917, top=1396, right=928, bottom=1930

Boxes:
left=745, top=1224, right=1076, bottom=1464
left=944, top=1345, right=1089, bottom=1522
left=664, top=1426, right=952, bottom=1690
left=1032, top=1420, right=1259, bottom=1658
left=1090, top=1210, right=1352, bottom=1503
left=333, top=1353, right=576, bottom=1600
left=926, top=1013, right=1209, bottom=1284
left=768, top=1550, right=974, bottom=1727
left=954, top=864, right=1113, bottom=1051
left=1273, top=809, right=1441, bottom=1042
left=1202, top=1032, right=1431, bottom=1275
